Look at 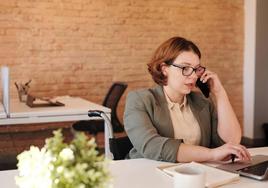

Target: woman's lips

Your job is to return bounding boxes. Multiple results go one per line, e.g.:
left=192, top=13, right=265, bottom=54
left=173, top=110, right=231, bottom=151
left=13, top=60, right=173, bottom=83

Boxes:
left=185, top=83, right=194, bottom=89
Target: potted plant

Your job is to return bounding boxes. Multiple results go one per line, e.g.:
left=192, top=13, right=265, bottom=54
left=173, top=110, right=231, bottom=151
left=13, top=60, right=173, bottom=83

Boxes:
left=15, top=129, right=110, bottom=188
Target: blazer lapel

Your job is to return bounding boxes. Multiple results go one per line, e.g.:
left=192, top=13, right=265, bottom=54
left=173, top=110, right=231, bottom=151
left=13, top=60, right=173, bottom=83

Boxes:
left=150, top=86, right=175, bottom=138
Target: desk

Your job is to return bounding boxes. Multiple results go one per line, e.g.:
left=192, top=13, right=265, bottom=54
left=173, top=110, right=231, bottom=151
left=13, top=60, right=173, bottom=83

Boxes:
left=0, top=96, right=112, bottom=158
left=110, top=147, right=268, bottom=188
left=1, top=147, right=267, bottom=188
left=0, top=96, right=110, bottom=125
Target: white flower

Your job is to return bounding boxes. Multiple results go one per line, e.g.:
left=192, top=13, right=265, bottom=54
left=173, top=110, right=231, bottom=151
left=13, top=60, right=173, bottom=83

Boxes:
left=15, top=129, right=110, bottom=188
left=15, top=146, right=52, bottom=188
left=59, top=148, right=74, bottom=161
left=56, top=166, right=64, bottom=173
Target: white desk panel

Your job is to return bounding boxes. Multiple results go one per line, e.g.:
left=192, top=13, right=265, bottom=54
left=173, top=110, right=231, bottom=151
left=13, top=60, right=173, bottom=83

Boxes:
left=0, top=96, right=110, bottom=125
left=0, top=103, right=6, bottom=119
left=1, top=147, right=268, bottom=188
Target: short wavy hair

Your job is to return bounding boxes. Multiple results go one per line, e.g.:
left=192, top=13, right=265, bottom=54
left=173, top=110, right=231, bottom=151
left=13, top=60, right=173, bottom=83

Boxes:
left=147, top=37, right=201, bottom=85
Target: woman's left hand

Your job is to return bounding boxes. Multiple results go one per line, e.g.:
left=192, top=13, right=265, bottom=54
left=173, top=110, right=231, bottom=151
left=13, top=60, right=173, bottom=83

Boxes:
left=200, top=70, right=225, bottom=96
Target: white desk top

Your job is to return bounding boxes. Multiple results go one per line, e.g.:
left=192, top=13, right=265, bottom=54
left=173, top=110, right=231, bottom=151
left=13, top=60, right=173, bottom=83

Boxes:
left=0, top=96, right=110, bottom=125
left=109, top=147, right=268, bottom=188
left=1, top=147, right=268, bottom=188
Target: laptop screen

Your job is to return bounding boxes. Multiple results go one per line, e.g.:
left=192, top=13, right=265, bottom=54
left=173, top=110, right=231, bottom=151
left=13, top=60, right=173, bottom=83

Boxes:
left=216, top=155, right=268, bottom=180
left=238, top=160, right=268, bottom=176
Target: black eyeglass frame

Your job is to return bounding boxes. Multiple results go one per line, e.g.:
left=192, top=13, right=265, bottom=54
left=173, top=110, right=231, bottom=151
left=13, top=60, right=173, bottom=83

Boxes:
left=171, top=63, right=206, bottom=77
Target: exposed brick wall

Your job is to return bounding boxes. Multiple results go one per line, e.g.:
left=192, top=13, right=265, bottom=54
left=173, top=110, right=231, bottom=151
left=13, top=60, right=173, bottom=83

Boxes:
left=0, top=0, right=244, bottom=127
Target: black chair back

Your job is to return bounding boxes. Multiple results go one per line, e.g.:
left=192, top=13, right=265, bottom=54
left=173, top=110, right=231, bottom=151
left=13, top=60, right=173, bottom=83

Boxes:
left=72, top=82, right=128, bottom=135
left=103, top=82, right=127, bottom=132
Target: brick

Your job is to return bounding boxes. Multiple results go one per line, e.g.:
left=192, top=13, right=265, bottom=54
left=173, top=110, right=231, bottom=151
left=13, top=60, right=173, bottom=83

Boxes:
left=0, top=0, right=244, bottom=156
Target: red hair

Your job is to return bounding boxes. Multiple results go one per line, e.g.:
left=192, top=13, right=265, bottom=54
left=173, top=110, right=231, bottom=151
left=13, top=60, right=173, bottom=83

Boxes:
left=147, top=37, right=201, bottom=85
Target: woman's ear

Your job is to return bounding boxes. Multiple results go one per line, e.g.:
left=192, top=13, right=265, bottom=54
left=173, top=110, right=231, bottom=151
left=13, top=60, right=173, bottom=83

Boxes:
left=161, top=63, right=168, bottom=76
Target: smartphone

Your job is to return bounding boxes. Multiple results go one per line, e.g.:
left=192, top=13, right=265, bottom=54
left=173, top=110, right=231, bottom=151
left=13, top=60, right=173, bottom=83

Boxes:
left=196, top=78, right=210, bottom=98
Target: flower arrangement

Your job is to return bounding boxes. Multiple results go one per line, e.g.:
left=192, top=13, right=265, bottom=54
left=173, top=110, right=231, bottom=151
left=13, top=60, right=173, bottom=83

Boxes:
left=15, top=129, right=110, bottom=188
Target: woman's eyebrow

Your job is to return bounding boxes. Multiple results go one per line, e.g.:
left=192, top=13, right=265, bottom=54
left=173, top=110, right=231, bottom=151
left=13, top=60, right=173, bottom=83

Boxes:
left=180, top=62, right=201, bottom=67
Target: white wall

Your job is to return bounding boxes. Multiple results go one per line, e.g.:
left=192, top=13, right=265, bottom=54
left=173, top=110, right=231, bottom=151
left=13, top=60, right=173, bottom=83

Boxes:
left=254, top=0, right=268, bottom=138
left=244, top=0, right=268, bottom=141
left=243, top=0, right=256, bottom=139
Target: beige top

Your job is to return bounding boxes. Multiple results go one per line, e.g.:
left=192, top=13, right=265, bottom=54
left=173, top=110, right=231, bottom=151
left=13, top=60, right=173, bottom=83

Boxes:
left=164, top=91, right=201, bottom=145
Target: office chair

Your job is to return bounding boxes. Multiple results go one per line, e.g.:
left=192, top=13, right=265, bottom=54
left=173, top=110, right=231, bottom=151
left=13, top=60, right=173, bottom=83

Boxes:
left=88, top=110, right=133, bottom=160
left=72, top=82, right=127, bottom=136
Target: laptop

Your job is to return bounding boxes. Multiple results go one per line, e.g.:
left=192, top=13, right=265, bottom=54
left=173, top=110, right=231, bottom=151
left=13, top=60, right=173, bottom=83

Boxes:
left=216, top=155, right=268, bottom=180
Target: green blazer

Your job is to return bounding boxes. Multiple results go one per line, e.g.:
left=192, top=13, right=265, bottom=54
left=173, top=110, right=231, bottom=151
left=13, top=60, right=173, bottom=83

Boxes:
left=124, top=86, right=224, bottom=162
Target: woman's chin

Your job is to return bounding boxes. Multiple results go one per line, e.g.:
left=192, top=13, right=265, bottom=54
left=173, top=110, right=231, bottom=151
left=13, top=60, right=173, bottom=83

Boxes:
left=182, top=88, right=191, bottom=95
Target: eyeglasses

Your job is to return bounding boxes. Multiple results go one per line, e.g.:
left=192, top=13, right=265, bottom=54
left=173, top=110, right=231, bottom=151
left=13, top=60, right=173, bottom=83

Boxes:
left=171, top=64, right=206, bottom=77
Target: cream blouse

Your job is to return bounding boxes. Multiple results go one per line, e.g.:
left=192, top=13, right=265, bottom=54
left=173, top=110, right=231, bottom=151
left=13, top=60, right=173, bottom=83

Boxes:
left=164, top=91, right=201, bottom=145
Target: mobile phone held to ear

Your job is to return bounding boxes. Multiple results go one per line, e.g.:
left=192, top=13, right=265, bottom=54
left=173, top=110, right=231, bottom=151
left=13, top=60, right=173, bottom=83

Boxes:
left=196, top=78, right=210, bottom=98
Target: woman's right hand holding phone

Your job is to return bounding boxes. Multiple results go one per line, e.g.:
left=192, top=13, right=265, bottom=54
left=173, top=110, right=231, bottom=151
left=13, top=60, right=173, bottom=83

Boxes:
left=199, top=70, right=225, bottom=97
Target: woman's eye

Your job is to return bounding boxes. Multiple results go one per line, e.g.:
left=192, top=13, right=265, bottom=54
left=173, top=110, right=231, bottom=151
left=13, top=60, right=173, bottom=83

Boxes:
left=184, top=67, right=192, bottom=72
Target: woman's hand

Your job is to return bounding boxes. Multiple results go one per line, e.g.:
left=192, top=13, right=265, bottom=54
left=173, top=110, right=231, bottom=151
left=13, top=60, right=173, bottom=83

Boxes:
left=200, top=69, right=242, bottom=144
left=200, top=70, right=224, bottom=96
left=210, top=143, right=251, bottom=162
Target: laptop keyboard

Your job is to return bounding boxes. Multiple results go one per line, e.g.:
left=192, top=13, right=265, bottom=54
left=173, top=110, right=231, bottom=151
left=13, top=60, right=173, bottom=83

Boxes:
left=238, top=160, right=268, bottom=176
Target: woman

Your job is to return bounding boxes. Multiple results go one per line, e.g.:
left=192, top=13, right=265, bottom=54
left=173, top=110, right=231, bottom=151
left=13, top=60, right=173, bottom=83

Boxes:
left=124, top=36, right=250, bottom=163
